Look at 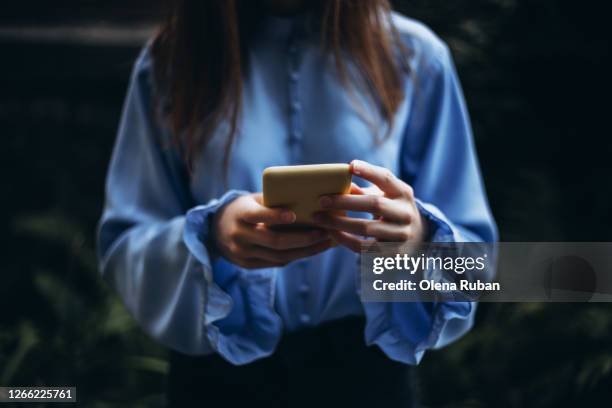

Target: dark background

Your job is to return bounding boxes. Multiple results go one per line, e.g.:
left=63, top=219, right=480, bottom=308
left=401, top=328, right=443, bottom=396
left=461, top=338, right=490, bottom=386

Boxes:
left=1, top=0, right=611, bottom=406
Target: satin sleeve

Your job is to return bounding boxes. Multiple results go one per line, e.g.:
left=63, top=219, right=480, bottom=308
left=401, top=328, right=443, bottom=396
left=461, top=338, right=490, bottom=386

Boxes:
left=97, top=47, right=282, bottom=365
left=362, top=42, right=498, bottom=364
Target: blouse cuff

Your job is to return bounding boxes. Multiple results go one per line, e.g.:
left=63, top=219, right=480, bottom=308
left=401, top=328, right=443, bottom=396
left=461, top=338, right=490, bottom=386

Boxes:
left=415, top=199, right=459, bottom=242
left=362, top=301, right=473, bottom=364
left=361, top=199, right=475, bottom=365
left=183, top=190, right=283, bottom=365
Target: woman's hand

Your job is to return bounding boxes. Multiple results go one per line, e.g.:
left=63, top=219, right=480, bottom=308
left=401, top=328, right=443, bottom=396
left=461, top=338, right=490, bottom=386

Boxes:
left=313, top=160, right=427, bottom=252
left=213, top=193, right=332, bottom=268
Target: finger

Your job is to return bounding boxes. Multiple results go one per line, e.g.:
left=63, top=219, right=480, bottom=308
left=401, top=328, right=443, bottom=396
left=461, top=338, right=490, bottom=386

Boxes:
left=314, top=213, right=375, bottom=236
left=319, top=194, right=412, bottom=223
left=246, top=239, right=333, bottom=264
left=240, top=224, right=329, bottom=250
left=350, top=183, right=365, bottom=195
left=350, top=183, right=382, bottom=197
left=328, top=230, right=374, bottom=253
left=319, top=194, right=390, bottom=214
left=350, top=160, right=404, bottom=197
left=251, top=192, right=265, bottom=204
left=314, top=213, right=414, bottom=241
left=361, top=185, right=384, bottom=196
left=241, top=199, right=296, bottom=225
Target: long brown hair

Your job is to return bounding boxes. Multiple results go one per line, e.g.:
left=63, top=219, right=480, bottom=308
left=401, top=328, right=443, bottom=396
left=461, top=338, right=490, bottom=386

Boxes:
left=152, top=0, right=409, bottom=172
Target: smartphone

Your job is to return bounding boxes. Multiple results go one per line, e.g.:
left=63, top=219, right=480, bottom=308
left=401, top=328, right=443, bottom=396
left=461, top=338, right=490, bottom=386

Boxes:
left=263, top=163, right=352, bottom=226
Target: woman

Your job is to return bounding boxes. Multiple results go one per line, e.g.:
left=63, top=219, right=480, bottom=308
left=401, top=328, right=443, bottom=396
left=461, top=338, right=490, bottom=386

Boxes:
left=97, top=0, right=497, bottom=406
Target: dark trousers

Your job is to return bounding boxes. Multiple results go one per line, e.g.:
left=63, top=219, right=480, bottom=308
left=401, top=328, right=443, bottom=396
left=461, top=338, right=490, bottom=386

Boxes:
left=167, top=317, right=416, bottom=407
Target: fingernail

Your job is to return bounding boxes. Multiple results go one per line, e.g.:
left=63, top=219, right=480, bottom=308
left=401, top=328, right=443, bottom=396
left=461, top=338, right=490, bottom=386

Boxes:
left=319, top=196, right=332, bottom=208
left=352, top=160, right=362, bottom=175
left=281, top=211, right=296, bottom=223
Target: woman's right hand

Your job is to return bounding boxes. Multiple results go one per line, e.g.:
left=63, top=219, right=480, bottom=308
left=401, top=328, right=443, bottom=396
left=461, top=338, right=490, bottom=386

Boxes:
left=212, top=193, right=332, bottom=269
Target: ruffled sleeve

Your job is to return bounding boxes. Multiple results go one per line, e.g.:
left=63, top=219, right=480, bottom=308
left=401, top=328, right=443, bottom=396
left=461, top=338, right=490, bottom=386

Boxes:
left=97, top=45, right=282, bottom=365
left=361, top=38, right=497, bottom=364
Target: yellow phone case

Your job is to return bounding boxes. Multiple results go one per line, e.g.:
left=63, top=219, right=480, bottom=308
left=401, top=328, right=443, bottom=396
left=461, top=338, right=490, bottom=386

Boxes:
left=263, top=163, right=352, bottom=225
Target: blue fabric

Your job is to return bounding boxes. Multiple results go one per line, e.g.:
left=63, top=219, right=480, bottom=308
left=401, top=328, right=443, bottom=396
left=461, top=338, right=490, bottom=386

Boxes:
left=97, top=12, right=498, bottom=365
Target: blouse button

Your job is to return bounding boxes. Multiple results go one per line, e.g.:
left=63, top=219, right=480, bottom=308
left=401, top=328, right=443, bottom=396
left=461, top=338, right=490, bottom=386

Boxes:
left=299, top=313, right=311, bottom=324
left=298, top=283, right=310, bottom=295
left=290, top=100, right=301, bottom=112
left=289, top=71, right=299, bottom=82
left=290, top=130, right=302, bottom=141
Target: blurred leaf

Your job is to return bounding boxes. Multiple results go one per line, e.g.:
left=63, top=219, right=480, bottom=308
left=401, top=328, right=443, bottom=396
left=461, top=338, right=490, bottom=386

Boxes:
left=1, top=322, right=39, bottom=385
left=128, top=356, right=169, bottom=375
left=99, top=299, right=137, bottom=337
left=13, top=213, right=97, bottom=271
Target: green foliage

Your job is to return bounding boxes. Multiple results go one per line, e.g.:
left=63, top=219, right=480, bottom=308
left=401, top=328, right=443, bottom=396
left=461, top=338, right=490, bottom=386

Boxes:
left=419, top=303, right=612, bottom=407
left=2, top=213, right=167, bottom=406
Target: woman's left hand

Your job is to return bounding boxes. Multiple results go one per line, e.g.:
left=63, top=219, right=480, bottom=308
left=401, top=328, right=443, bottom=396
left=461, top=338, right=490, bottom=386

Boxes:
left=313, top=160, right=428, bottom=252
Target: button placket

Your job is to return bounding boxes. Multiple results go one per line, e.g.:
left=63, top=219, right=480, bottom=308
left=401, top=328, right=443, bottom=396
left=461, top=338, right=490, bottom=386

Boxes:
left=287, top=28, right=312, bottom=326
left=287, top=33, right=303, bottom=163
left=295, top=259, right=311, bottom=325
left=298, top=283, right=310, bottom=295
left=296, top=259, right=310, bottom=297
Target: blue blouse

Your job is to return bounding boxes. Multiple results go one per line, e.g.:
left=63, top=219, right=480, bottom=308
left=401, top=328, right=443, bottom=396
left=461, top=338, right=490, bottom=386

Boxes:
left=97, top=12, right=497, bottom=366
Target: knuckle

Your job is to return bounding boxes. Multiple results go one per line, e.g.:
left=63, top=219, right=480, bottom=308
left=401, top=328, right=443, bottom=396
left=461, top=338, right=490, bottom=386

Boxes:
left=228, top=242, right=241, bottom=255
left=228, top=227, right=240, bottom=241
left=398, top=230, right=412, bottom=241
left=362, top=222, right=374, bottom=237
left=370, top=196, right=383, bottom=212
left=383, top=169, right=395, bottom=184
left=400, top=212, right=413, bottom=225
left=399, top=231, right=411, bottom=241
left=404, top=184, right=414, bottom=199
